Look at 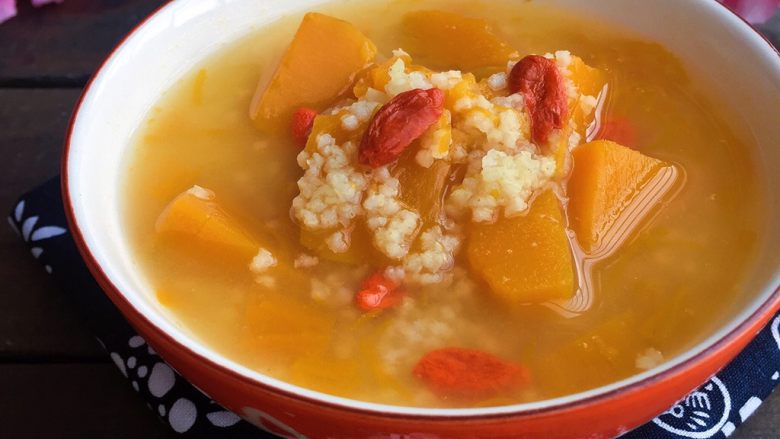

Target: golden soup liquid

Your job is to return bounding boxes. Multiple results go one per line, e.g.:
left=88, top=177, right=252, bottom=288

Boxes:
left=122, top=0, right=763, bottom=407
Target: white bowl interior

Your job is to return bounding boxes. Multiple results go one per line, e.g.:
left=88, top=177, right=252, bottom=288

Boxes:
left=67, top=0, right=780, bottom=416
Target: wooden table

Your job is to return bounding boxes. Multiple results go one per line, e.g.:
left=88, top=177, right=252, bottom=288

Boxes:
left=0, top=1, right=777, bottom=437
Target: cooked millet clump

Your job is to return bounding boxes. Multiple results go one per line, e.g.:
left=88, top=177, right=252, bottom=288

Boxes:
left=290, top=48, right=589, bottom=284
left=292, top=133, right=369, bottom=250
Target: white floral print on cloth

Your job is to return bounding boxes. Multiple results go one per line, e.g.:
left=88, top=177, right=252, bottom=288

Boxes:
left=8, top=179, right=272, bottom=438
left=112, top=334, right=244, bottom=434
left=8, top=179, right=780, bottom=438
left=627, top=313, right=780, bottom=439
left=9, top=199, right=66, bottom=274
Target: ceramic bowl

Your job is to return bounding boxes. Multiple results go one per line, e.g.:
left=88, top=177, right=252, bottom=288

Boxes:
left=62, top=0, right=780, bottom=437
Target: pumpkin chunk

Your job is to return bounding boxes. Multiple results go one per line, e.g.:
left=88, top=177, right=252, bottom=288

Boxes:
left=468, top=191, right=575, bottom=303
left=250, top=13, right=377, bottom=134
left=402, top=10, right=516, bottom=73
left=394, top=156, right=451, bottom=226
left=304, top=113, right=351, bottom=151
left=244, top=293, right=334, bottom=363
left=299, top=222, right=381, bottom=266
left=569, top=56, right=607, bottom=101
left=155, top=186, right=258, bottom=257
left=548, top=55, right=607, bottom=176
left=569, top=55, right=607, bottom=138
left=567, top=140, right=667, bottom=252
left=569, top=56, right=607, bottom=131
left=353, top=55, right=411, bottom=97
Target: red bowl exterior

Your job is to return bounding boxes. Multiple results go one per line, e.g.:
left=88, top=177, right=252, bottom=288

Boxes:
left=70, top=253, right=780, bottom=439
left=61, top=1, right=780, bottom=438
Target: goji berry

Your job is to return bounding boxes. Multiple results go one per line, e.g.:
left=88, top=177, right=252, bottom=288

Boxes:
left=509, top=55, right=569, bottom=145
left=291, top=107, right=318, bottom=147
left=413, top=348, right=529, bottom=400
left=596, top=115, right=636, bottom=147
left=359, top=88, right=445, bottom=168
left=355, top=271, right=404, bottom=311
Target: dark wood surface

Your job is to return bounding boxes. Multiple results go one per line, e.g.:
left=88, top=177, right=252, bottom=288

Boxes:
left=0, top=1, right=777, bottom=437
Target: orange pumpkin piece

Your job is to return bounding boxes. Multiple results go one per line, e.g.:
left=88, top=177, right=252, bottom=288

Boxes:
left=155, top=186, right=258, bottom=257
left=244, top=293, right=334, bottom=362
left=303, top=112, right=361, bottom=153
left=394, top=156, right=451, bottom=226
left=353, top=55, right=410, bottom=97
left=299, top=222, right=381, bottom=266
left=250, top=13, right=377, bottom=134
left=547, top=56, right=607, bottom=176
left=402, top=10, right=516, bottom=73
left=468, top=191, right=575, bottom=304
left=567, top=140, right=667, bottom=252
left=569, top=56, right=607, bottom=100
left=569, top=55, right=607, bottom=137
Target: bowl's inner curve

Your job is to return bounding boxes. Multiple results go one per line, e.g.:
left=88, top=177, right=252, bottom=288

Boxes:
left=67, top=0, right=780, bottom=415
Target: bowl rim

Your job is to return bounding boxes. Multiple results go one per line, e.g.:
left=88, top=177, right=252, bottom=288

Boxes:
left=61, top=0, right=780, bottom=419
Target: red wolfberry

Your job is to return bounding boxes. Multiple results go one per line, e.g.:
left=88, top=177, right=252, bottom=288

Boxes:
left=413, top=348, right=530, bottom=400
left=359, top=88, right=445, bottom=168
left=509, top=55, right=569, bottom=145
left=596, top=115, right=637, bottom=147
left=355, top=271, right=404, bottom=311
left=291, top=107, right=318, bottom=147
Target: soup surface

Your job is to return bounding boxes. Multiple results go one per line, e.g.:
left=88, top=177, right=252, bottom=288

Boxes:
left=123, top=0, right=762, bottom=407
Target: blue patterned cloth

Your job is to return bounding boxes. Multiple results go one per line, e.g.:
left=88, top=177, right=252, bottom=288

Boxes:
left=7, top=177, right=780, bottom=438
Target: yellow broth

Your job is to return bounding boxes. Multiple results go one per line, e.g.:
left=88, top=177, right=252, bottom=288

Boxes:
left=122, top=0, right=763, bottom=407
